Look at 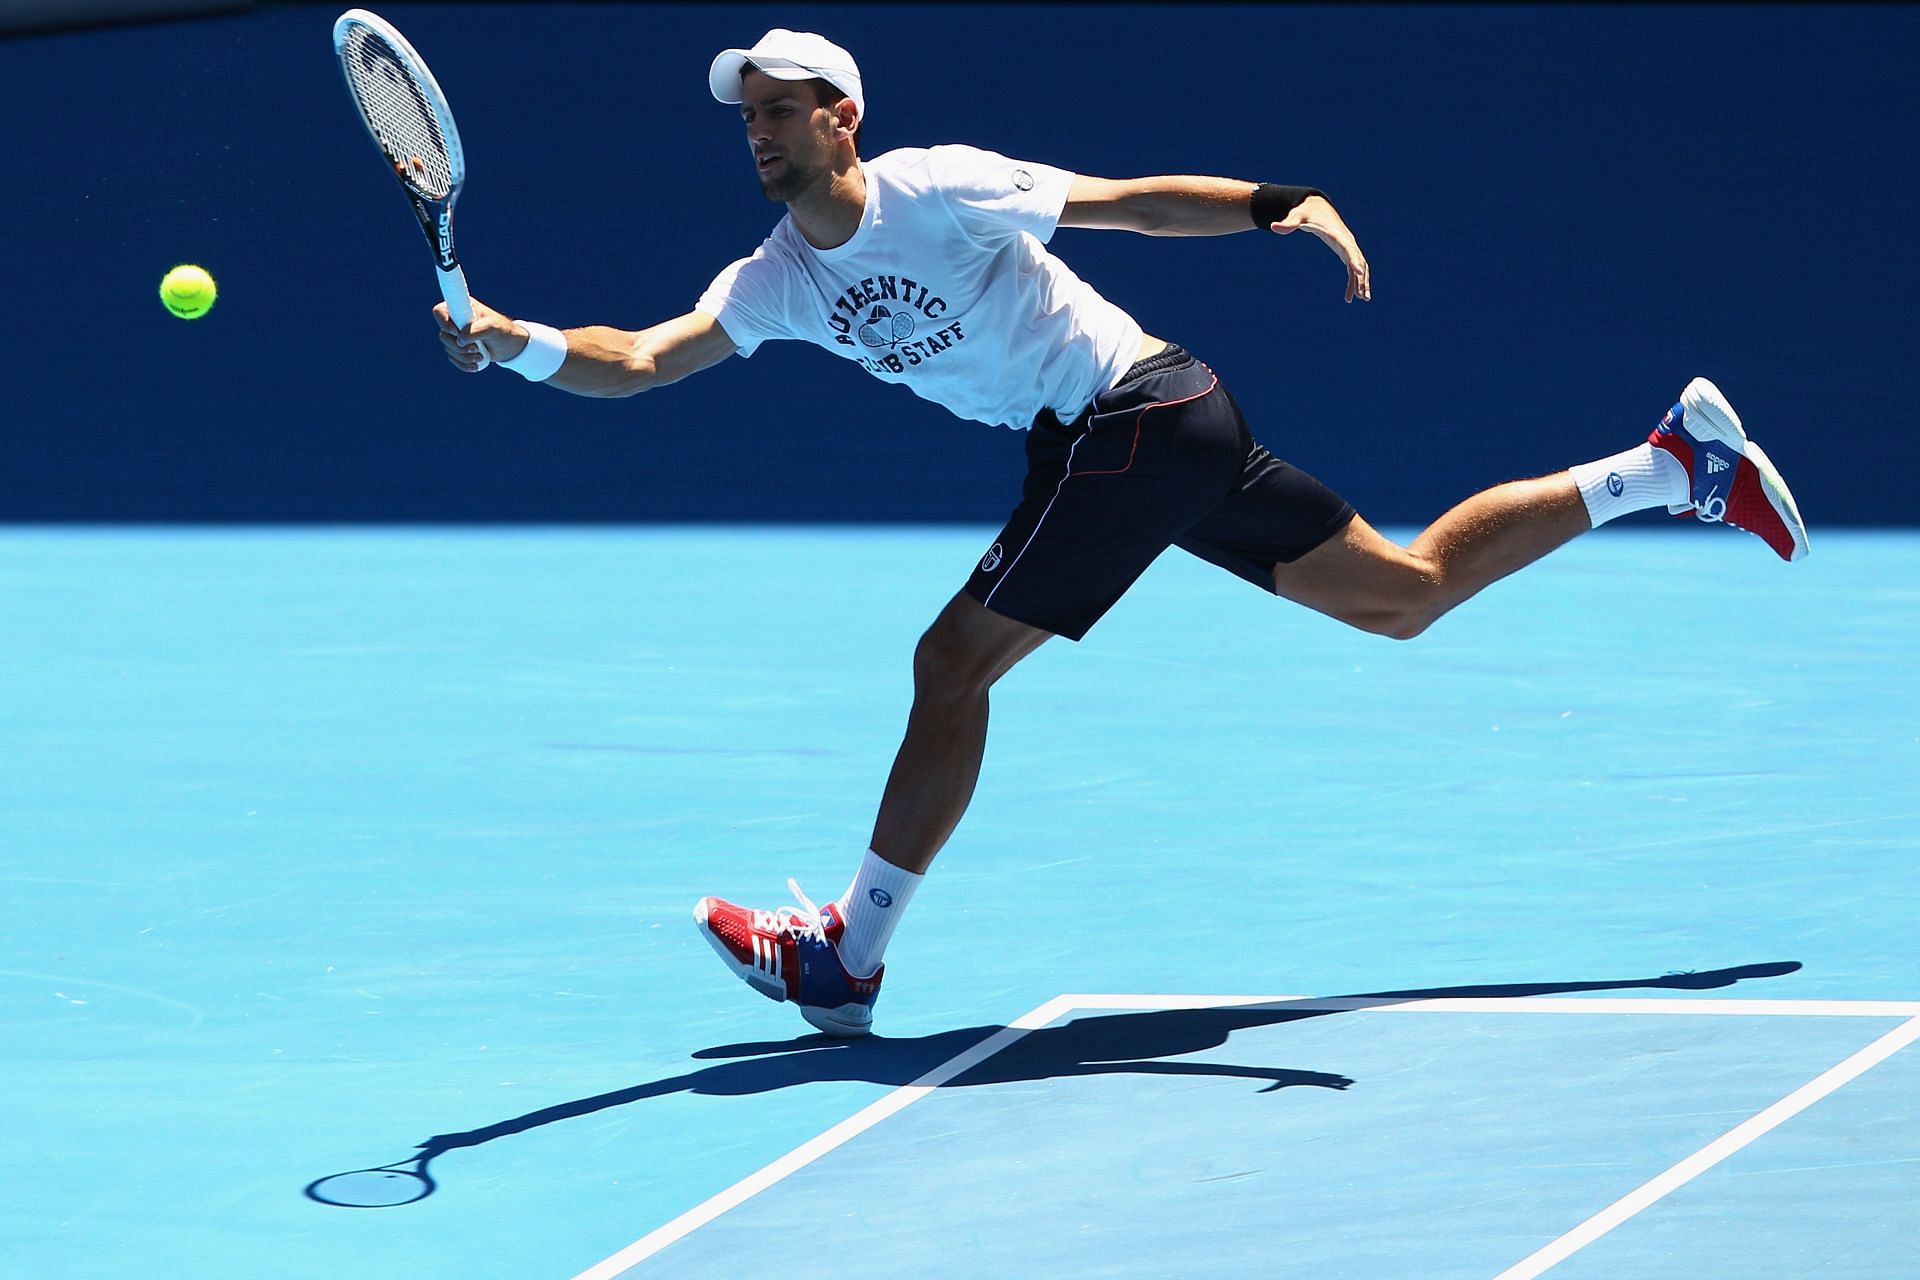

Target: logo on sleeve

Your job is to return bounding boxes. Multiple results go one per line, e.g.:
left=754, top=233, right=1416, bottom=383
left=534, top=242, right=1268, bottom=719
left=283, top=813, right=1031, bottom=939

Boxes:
left=979, top=542, right=1004, bottom=573
left=1012, top=169, right=1034, bottom=191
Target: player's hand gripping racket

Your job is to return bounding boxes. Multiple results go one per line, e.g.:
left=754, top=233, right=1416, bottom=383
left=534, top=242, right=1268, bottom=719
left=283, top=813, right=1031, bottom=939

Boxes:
left=333, top=8, right=488, bottom=370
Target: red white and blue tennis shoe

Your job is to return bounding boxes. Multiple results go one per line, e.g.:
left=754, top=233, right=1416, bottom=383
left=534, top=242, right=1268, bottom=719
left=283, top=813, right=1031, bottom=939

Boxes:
left=1650, top=377, right=1809, bottom=562
left=694, top=879, right=882, bottom=1037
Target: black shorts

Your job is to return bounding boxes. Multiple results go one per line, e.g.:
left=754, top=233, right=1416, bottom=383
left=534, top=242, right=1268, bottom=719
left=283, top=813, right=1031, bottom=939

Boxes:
left=963, top=344, right=1355, bottom=640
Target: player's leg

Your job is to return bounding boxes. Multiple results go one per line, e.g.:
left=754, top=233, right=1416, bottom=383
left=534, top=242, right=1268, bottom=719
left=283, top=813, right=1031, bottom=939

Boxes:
left=1268, top=477, right=1589, bottom=639
left=863, top=344, right=1244, bottom=878
left=867, top=592, right=1052, bottom=875
left=1235, top=377, right=1807, bottom=637
left=691, top=595, right=1048, bottom=1038
left=692, top=344, right=1242, bottom=1035
left=815, top=595, right=1049, bottom=990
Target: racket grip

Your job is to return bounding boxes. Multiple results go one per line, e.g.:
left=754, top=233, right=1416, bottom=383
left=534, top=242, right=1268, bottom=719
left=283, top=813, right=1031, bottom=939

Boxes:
left=437, top=264, right=490, bottom=372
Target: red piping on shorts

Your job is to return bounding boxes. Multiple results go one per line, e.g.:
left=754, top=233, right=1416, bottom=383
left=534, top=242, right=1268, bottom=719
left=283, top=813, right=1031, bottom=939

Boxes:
left=1070, top=373, right=1220, bottom=478
left=983, top=369, right=1219, bottom=613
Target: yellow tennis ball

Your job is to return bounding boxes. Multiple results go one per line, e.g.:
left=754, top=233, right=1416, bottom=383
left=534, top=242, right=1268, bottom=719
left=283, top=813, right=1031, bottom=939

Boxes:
left=159, top=264, right=217, bottom=320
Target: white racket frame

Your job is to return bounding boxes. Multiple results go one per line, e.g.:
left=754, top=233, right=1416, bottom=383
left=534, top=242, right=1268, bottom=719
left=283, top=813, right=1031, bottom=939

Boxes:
left=333, top=7, right=488, bottom=369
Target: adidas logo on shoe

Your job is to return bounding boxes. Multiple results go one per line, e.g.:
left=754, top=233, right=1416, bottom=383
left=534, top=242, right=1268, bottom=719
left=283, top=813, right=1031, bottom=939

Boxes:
left=1646, top=377, right=1810, bottom=562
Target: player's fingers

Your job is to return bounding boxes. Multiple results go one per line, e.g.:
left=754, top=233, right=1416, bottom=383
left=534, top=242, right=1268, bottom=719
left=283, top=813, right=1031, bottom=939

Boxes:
left=438, top=330, right=486, bottom=365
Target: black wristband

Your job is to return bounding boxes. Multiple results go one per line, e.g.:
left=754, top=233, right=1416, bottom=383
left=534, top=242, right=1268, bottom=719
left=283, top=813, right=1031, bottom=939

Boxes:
left=1250, top=183, right=1324, bottom=229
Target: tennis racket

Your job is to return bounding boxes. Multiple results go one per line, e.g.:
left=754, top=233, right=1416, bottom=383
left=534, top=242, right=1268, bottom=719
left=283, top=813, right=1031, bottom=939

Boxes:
left=332, top=8, right=488, bottom=369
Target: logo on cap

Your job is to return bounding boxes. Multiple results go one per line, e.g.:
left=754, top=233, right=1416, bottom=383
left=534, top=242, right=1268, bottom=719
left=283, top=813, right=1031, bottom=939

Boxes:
left=1012, top=169, right=1034, bottom=191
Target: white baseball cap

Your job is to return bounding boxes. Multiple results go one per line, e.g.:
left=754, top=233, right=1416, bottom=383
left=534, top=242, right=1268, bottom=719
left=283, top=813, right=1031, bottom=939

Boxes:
left=708, top=29, right=864, bottom=123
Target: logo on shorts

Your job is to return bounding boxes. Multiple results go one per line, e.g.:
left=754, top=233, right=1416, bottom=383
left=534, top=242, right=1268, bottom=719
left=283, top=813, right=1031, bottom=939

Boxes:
left=1606, top=472, right=1624, bottom=497
left=858, top=304, right=914, bottom=349
left=979, top=542, right=1004, bottom=573
left=868, top=887, right=894, bottom=909
left=1012, top=169, right=1034, bottom=191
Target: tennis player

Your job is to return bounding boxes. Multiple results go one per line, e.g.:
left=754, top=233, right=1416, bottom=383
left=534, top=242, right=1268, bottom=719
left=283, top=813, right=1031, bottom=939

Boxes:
left=435, top=29, right=1809, bottom=1037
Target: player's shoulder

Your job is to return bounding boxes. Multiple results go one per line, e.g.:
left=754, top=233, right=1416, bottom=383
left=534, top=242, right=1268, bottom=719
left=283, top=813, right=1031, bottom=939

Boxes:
left=865, top=144, right=1013, bottom=178
left=863, top=146, right=932, bottom=182
left=712, top=218, right=807, bottom=284
left=925, top=142, right=1004, bottom=162
left=746, top=215, right=809, bottom=263
left=917, top=142, right=1058, bottom=193
left=919, top=142, right=1015, bottom=175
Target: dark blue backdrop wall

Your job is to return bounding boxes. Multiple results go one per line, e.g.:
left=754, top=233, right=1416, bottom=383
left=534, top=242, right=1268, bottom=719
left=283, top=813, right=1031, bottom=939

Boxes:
left=3, top=3, right=1914, bottom=523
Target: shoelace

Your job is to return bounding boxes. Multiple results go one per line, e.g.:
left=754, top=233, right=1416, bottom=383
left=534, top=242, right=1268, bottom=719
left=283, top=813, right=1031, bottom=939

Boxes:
left=766, top=878, right=828, bottom=943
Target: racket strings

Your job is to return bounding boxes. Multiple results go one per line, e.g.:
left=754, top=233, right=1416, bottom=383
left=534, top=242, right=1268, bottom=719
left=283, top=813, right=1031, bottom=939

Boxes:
left=339, top=24, right=454, bottom=200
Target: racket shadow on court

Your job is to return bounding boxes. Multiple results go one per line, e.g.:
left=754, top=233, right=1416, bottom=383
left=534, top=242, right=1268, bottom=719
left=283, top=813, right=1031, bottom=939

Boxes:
left=305, top=960, right=1798, bottom=1206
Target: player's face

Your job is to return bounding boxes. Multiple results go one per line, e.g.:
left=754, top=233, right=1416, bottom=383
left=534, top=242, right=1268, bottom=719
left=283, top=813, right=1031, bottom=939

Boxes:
left=738, top=70, right=839, bottom=202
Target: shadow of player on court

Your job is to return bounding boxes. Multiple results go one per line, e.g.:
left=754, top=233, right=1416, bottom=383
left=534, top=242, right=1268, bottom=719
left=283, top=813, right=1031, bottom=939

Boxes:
left=304, top=960, right=1799, bottom=1206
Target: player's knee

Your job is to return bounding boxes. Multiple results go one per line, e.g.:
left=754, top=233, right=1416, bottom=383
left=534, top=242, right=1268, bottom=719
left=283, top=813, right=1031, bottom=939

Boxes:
left=911, top=623, right=995, bottom=698
left=1343, top=591, right=1442, bottom=640
left=1379, top=608, right=1437, bottom=641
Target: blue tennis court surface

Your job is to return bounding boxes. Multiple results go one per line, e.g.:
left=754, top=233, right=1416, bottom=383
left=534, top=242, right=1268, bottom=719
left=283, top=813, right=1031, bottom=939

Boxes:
left=633, top=996, right=1919, bottom=1279
left=3, top=526, right=1916, bottom=1278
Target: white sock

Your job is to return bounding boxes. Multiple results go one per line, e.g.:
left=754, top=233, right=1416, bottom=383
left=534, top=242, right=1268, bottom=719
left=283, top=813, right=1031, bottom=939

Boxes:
left=834, top=849, right=922, bottom=978
left=1569, top=443, right=1688, bottom=526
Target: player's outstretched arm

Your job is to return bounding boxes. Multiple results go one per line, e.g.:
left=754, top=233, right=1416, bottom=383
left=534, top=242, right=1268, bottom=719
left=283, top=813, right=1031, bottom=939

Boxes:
left=434, top=300, right=738, bottom=396
left=1061, top=175, right=1370, bottom=302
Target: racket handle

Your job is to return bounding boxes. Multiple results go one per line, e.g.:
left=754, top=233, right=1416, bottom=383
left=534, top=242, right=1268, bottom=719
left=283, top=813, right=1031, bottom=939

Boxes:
left=437, top=264, right=490, bottom=372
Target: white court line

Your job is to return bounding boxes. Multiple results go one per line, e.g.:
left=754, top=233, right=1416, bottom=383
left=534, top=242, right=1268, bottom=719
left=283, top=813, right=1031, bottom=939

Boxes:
left=1494, top=1013, right=1920, bottom=1279
left=569, top=995, right=1076, bottom=1280
left=1055, top=993, right=1920, bottom=1017
left=570, top=994, right=1920, bottom=1280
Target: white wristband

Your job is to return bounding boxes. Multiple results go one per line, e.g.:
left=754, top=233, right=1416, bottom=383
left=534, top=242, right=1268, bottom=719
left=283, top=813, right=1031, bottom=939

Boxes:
left=498, top=321, right=568, bottom=382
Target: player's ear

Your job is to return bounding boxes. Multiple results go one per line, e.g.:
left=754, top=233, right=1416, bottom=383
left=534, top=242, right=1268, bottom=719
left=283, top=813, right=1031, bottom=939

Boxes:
left=834, top=100, right=859, bottom=140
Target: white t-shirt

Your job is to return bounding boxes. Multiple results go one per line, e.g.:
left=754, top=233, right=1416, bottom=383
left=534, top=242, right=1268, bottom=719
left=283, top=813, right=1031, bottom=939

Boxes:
left=695, top=145, right=1144, bottom=430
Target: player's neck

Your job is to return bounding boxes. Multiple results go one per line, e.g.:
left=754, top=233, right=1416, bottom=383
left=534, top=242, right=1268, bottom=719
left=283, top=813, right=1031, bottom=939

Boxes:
left=787, top=159, right=867, bottom=251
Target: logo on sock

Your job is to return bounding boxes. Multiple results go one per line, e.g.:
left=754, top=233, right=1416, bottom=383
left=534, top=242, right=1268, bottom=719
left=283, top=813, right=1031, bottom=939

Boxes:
left=868, top=887, right=894, bottom=909
left=1606, top=472, right=1624, bottom=497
